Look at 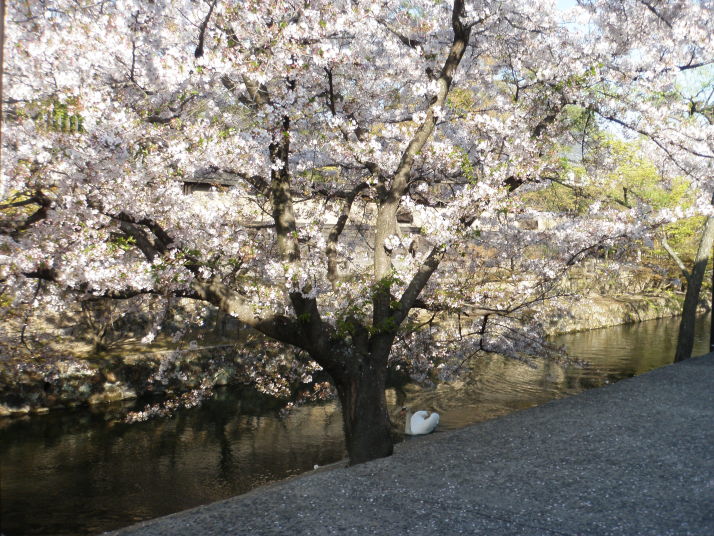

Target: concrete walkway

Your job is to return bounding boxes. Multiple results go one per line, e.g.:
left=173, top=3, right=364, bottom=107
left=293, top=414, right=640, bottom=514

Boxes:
left=109, top=354, right=714, bottom=536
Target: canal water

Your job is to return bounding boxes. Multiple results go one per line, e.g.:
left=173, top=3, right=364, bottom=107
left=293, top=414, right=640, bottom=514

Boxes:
left=1, top=314, right=710, bottom=536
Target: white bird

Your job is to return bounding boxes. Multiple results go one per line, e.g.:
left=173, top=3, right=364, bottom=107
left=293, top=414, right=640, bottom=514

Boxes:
left=401, top=406, right=440, bottom=435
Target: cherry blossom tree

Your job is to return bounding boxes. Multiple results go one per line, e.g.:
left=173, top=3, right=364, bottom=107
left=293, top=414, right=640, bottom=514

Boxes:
left=2, top=0, right=711, bottom=464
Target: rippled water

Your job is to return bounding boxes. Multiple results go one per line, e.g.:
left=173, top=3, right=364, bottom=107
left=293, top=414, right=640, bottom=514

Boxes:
left=1, top=314, right=710, bottom=536
left=412, top=314, right=712, bottom=430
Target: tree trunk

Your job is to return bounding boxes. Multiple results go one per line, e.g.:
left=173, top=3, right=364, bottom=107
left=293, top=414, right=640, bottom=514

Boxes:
left=334, top=358, right=394, bottom=465
left=674, top=214, right=714, bottom=362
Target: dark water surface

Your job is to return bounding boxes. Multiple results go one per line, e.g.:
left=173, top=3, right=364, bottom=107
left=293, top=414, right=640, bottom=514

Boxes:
left=1, top=314, right=710, bottom=536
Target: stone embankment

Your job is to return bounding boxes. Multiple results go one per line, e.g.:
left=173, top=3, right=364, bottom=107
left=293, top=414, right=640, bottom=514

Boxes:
left=542, top=293, right=683, bottom=335
left=0, top=345, right=240, bottom=417
left=0, top=293, right=685, bottom=417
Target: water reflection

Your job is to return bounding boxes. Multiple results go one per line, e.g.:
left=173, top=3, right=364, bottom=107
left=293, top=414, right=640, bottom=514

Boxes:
left=1, top=314, right=710, bottom=535
left=1, top=393, right=344, bottom=536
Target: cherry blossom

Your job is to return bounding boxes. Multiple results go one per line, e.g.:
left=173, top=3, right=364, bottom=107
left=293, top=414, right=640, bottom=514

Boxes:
left=2, top=0, right=711, bottom=464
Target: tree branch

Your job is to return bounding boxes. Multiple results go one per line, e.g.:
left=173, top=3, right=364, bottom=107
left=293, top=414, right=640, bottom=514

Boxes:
left=20, top=264, right=311, bottom=351
left=3, top=190, right=52, bottom=238
left=373, top=0, right=472, bottom=327
left=325, top=67, right=338, bottom=116
left=112, top=211, right=173, bottom=252
left=194, top=0, right=218, bottom=58
left=242, top=75, right=271, bottom=107
left=637, top=0, right=672, bottom=28
left=393, top=244, right=447, bottom=326
left=661, top=236, right=691, bottom=280
left=594, top=109, right=712, bottom=176
left=190, top=279, right=309, bottom=349
left=376, top=18, right=423, bottom=49
left=145, top=93, right=198, bottom=124
left=327, top=181, right=369, bottom=285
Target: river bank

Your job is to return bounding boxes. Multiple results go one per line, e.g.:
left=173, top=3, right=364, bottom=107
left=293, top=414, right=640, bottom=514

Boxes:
left=0, top=292, right=685, bottom=417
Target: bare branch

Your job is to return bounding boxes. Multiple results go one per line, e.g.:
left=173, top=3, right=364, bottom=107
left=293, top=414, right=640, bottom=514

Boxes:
left=194, top=0, right=218, bottom=58
left=637, top=0, right=672, bottom=29
left=394, top=244, right=447, bottom=326
left=327, top=181, right=369, bottom=284
left=661, top=236, right=691, bottom=280
left=3, top=190, right=52, bottom=237
left=145, top=93, right=198, bottom=124
left=376, top=18, right=423, bottom=49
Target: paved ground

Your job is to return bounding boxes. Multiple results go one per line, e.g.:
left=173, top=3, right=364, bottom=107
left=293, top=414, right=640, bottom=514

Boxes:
left=109, top=353, right=714, bottom=536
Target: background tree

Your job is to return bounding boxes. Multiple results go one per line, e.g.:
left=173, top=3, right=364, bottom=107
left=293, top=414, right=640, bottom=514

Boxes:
left=660, top=73, right=714, bottom=361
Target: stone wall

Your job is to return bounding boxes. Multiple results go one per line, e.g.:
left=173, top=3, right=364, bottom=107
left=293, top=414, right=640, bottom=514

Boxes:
left=542, top=294, right=684, bottom=335
left=0, top=345, right=242, bottom=417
